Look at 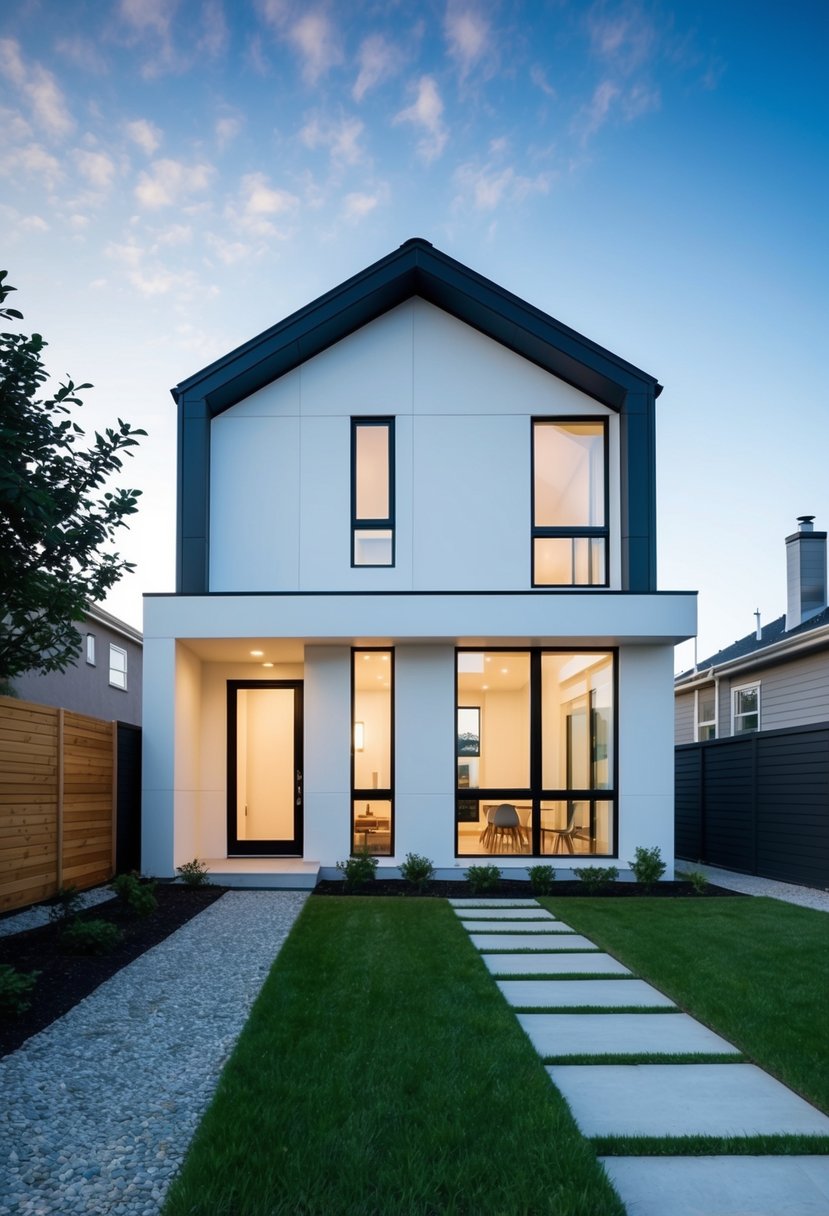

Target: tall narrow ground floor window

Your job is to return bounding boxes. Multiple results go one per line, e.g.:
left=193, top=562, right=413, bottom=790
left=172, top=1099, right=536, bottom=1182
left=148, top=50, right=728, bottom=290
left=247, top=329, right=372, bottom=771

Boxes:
left=352, top=649, right=394, bottom=855
left=456, top=648, right=616, bottom=857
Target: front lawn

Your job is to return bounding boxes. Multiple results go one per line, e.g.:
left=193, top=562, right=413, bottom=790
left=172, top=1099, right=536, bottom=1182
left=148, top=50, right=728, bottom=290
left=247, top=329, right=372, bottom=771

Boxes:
left=163, top=898, right=623, bottom=1216
left=545, top=895, right=829, bottom=1114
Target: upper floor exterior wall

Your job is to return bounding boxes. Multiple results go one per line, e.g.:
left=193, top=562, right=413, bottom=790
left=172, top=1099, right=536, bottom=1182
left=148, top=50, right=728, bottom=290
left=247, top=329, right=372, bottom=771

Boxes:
left=174, top=240, right=662, bottom=598
left=208, top=299, right=621, bottom=593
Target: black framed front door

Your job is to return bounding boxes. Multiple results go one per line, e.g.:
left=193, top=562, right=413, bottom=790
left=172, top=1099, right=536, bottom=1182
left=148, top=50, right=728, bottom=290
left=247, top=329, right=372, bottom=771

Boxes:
left=227, top=680, right=303, bottom=856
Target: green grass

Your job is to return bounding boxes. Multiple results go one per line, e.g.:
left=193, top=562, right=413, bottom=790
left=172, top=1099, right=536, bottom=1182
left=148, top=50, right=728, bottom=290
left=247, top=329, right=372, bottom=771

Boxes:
left=163, top=898, right=624, bottom=1216
left=544, top=895, right=829, bottom=1113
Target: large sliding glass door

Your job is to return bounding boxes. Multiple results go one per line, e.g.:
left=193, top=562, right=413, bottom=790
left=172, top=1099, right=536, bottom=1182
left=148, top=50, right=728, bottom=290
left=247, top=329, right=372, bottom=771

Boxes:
left=455, top=649, right=616, bottom=857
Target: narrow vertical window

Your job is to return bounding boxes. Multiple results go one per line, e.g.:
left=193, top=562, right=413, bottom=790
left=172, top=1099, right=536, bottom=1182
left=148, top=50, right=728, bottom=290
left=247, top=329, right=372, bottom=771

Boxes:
left=86, top=633, right=96, bottom=665
left=532, top=419, right=608, bottom=586
left=352, top=650, right=394, bottom=855
left=109, top=644, right=127, bottom=690
left=696, top=688, right=716, bottom=740
left=352, top=418, right=394, bottom=566
left=732, top=684, right=760, bottom=734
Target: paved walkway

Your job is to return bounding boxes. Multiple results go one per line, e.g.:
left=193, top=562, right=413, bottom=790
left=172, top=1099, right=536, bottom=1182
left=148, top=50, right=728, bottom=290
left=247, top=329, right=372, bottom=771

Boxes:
left=674, top=860, right=829, bottom=913
left=451, top=897, right=829, bottom=1216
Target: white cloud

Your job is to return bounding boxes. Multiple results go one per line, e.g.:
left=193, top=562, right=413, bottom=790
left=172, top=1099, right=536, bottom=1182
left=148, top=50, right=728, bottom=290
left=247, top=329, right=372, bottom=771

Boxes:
left=156, top=222, right=192, bottom=245
left=126, top=119, right=163, bottom=155
left=622, top=82, right=660, bottom=119
left=0, top=39, right=74, bottom=139
left=119, top=0, right=176, bottom=39
left=55, top=37, right=109, bottom=74
left=215, top=115, right=242, bottom=148
left=135, top=157, right=214, bottom=208
left=0, top=107, right=32, bottom=143
left=20, top=214, right=49, bottom=232
left=4, top=142, right=64, bottom=188
left=289, top=12, right=343, bottom=84
left=573, top=79, right=620, bottom=141
left=588, top=6, right=655, bottom=73
left=206, top=234, right=254, bottom=265
left=69, top=214, right=90, bottom=229
left=199, top=0, right=228, bottom=57
left=530, top=64, right=556, bottom=98
left=299, top=114, right=365, bottom=166
left=229, top=171, right=300, bottom=238
left=352, top=34, right=402, bottom=102
left=444, top=6, right=490, bottom=79
left=74, top=148, right=117, bottom=190
left=342, top=187, right=388, bottom=224
left=453, top=159, right=551, bottom=211
left=393, top=76, right=448, bottom=162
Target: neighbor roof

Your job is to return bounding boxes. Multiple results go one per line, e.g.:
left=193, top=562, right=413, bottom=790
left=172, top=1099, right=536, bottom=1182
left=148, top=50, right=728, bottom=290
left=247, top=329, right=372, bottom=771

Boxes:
left=677, top=605, right=829, bottom=683
left=171, top=237, right=662, bottom=417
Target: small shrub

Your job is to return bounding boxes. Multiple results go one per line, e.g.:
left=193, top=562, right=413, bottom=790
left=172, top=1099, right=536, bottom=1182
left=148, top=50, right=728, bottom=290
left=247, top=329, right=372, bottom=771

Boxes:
left=573, top=865, right=619, bottom=894
left=335, top=849, right=378, bottom=892
left=466, top=864, right=500, bottom=895
left=629, top=845, right=667, bottom=891
left=176, top=858, right=211, bottom=887
left=0, top=964, right=40, bottom=1017
left=48, top=885, right=84, bottom=925
left=111, top=872, right=157, bottom=917
left=527, top=864, right=556, bottom=895
left=61, top=918, right=122, bottom=955
left=687, top=869, right=708, bottom=895
left=400, top=852, right=435, bottom=892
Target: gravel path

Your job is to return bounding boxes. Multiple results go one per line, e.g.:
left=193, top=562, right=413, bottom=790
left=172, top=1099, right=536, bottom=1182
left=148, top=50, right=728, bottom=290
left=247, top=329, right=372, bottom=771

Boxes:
left=675, top=860, right=829, bottom=912
left=0, top=890, right=308, bottom=1216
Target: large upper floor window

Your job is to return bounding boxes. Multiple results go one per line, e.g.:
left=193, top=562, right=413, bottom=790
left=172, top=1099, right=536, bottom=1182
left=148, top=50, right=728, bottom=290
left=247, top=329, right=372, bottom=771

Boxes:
left=109, top=644, right=127, bottom=690
left=352, top=418, right=394, bottom=567
left=532, top=418, right=608, bottom=586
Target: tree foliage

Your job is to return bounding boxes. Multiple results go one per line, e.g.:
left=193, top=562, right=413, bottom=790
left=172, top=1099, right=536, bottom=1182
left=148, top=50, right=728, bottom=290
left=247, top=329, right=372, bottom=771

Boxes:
left=0, top=271, right=146, bottom=682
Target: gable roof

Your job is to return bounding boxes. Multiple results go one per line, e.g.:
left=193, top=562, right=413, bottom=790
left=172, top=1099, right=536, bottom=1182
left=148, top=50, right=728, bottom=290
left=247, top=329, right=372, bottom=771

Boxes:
left=172, top=237, right=662, bottom=417
left=676, top=605, right=829, bottom=686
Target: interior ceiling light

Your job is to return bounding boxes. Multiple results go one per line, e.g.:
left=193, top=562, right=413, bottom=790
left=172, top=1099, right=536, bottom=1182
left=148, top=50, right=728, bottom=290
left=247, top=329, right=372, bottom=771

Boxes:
left=250, top=649, right=264, bottom=657
left=262, top=662, right=274, bottom=668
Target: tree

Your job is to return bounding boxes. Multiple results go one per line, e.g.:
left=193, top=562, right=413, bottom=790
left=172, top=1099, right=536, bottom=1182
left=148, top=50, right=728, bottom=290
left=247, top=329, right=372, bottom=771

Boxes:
left=0, top=271, right=146, bottom=684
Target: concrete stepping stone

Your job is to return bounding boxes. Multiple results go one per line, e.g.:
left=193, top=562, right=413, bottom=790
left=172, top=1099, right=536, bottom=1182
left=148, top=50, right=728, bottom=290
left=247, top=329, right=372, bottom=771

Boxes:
left=497, top=979, right=676, bottom=1009
left=601, top=1156, right=829, bottom=1216
left=454, top=907, right=555, bottom=920
left=448, top=899, right=540, bottom=908
left=461, top=919, right=575, bottom=934
left=484, top=953, right=630, bottom=977
left=519, top=1012, right=739, bottom=1057
left=473, top=933, right=597, bottom=952
left=548, top=1064, right=829, bottom=1137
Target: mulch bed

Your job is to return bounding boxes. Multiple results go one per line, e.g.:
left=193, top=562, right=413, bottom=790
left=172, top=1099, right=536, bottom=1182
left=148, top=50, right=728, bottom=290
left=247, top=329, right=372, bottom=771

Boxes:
left=0, top=884, right=227, bottom=1058
left=313, top=878, right=745, bottom=899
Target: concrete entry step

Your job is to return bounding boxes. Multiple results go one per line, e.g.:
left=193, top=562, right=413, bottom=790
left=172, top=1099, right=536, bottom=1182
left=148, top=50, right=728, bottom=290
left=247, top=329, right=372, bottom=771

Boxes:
left=448, top=898, right=540, bottom=907
left=461, top=919, right=574, bottom=934
left=548, top=1064, right=829, bottom=1138
left=454, top=907, right=555, bottom=920
left=485, top=953, right=631, bottom=977
left=201, top=858, right=320, bottom=889
left=519, top=1012, right=739, bottom=1057
left=498, top=979, right=676, bottom=1009
left=473, top=933, right=597, bottom=952
left=601, top=1156, right=829, bottom=1216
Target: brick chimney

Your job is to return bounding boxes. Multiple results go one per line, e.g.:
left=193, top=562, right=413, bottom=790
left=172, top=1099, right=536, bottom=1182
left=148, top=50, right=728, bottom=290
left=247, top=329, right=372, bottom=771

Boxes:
left=786, top=516, right=827, bottom=631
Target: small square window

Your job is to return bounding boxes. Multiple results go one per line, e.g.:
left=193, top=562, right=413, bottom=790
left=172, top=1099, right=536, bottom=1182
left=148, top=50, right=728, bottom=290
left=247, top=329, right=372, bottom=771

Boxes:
left=109, top=644, right=128, bottom=690
left=86, top=634, right=96, bottom=666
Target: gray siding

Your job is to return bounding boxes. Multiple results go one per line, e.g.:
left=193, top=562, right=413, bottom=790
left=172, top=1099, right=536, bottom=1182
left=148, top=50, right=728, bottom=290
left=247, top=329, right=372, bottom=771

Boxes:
left=752, top=651, right=829, bottom=731
left=674, top=690, right=696, bottom=744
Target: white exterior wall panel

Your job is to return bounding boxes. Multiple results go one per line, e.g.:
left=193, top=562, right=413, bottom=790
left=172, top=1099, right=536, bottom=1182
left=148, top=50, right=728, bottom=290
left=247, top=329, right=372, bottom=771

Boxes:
left=618, top=645, right=676, bottom=876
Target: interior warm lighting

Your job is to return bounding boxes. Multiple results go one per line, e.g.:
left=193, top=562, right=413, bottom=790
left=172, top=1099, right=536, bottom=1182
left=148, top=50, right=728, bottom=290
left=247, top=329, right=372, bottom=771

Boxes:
left=381, top=654, right=389, bottom=662
left=354, top=722, right=365, bottom=751
left=500, top=667, right=509, bottom=675
left=250, top=650, right=264, bottom=657
left=482, top=684, right=489, bottom=690
left=262, top=662, right=274, bottom=668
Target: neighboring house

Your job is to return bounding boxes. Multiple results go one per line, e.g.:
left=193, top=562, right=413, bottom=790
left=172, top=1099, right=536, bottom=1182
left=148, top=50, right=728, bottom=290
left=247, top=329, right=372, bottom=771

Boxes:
left=675, top=517, right=829, bottom=742
left=13, top=603, right=143, bottom=727
left=142, top=238, right=695, bottom=882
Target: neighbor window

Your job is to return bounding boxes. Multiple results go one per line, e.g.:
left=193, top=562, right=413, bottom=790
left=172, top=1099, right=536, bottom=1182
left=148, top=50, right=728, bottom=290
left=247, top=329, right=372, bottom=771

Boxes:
left=109, top=644, right=127, bottom=690
left=532, top=419, right=608, bottom=586
left=352, top=418, right=394, bottom=566
left=455, top=648, right=616, bottom=857
left=696, top=688, right=716, bottom=741
left=732, top=684, right=759, bottom=734
left=352, top=650, right=394, bottom=854
left=86, top=633, right=96, bottom=665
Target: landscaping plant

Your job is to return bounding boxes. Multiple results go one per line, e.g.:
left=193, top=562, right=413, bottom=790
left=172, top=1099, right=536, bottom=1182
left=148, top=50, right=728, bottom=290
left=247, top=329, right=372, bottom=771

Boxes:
left=399, top=852, right=435, bottom=892
left=465, top=863, right=501, bottom=894
left=47, top=885, right=84, bottom=924
left=176, top=858, right=211, bottom=887
left=335, top=849, right=378, bottom=892
left=527, top=863, right=556, bottom=894
left=61, top=919, right=122, bottom=955
left=0, top=964, right=40, bottom=1016
left=572, top=865, right=618, bottom=893
left=111, top=872, right=158, bottom=917
left=687, top=869, right=709, bottom=895
left=629, top=845, right=666, bottom=890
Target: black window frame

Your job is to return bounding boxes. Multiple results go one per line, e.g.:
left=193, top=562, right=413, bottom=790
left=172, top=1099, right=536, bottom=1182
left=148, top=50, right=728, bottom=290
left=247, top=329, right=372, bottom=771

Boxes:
left=531, top=416, right=610, bottom=588
left=351, top=647, right=395, bottom=857
left=351, top=417, right=395, bottom=568
left=454, top=646, right=618, bottom=858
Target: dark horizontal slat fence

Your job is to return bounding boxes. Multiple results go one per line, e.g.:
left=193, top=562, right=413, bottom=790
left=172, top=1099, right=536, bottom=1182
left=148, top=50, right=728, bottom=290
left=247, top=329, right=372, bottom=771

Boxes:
left=676, top=723, right=829, bottom=889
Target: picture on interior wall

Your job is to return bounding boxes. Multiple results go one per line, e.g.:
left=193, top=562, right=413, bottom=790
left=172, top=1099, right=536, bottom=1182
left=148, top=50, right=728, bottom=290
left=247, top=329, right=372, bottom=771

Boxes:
left=457, top=707, right=481, bottom=756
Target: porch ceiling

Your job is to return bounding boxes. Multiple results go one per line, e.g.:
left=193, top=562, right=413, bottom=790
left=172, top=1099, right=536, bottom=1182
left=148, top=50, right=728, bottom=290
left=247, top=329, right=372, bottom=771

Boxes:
left=178, top=638, right=306, bottom=663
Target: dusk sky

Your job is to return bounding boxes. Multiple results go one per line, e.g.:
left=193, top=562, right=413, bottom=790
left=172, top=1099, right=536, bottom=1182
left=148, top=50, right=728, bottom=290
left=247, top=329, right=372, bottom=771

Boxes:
left=2, top=0, right=826, bottom=669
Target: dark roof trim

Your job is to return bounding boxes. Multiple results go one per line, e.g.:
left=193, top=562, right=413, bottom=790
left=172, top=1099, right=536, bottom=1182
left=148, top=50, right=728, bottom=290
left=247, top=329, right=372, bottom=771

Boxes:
left=171, top=238, right=662, bottom=416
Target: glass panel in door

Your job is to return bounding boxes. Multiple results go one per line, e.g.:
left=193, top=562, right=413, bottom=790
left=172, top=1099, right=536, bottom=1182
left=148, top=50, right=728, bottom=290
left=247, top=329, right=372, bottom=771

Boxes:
left=228, top=681, right=303, bottom=856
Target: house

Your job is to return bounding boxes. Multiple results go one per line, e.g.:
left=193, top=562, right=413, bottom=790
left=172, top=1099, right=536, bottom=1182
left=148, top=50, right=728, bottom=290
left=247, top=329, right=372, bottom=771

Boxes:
left=141, top=238, right=695, bottom=884
left=12, top=603, right=142, bottom=727
left=675, top=517, right=829, bottom=743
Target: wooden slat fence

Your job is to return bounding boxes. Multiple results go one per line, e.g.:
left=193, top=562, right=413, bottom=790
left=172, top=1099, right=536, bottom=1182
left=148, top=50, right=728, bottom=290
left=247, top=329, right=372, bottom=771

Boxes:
left=0, top=697, right=116, bottom=912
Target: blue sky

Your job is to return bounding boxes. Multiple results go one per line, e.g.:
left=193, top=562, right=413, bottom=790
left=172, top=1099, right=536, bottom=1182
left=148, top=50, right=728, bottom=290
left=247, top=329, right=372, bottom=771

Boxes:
left=2, top=0, right=827, bottom=668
